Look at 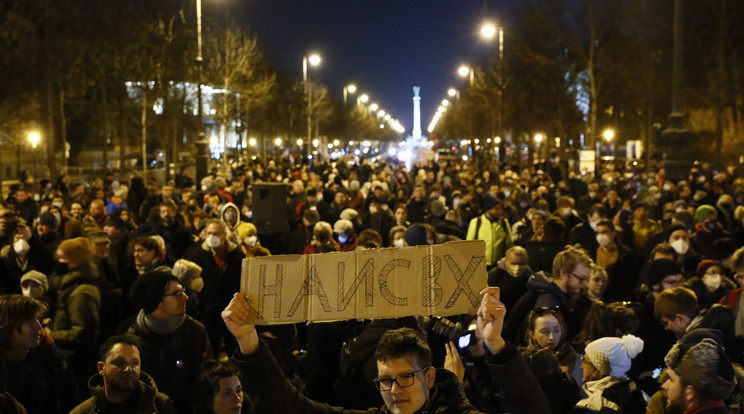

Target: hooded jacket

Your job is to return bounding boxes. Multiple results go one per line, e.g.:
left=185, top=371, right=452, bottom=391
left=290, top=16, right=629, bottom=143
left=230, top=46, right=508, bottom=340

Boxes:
left=50, top=260, right=102, bottom=352
left=69, top=371, right=176, bottom=414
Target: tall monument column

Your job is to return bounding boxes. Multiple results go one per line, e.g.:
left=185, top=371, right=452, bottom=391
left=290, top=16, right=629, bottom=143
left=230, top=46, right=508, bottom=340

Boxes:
left=412, top=86, right=422, bottom=140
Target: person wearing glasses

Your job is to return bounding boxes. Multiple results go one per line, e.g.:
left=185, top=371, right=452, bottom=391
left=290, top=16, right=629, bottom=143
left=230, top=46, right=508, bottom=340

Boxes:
left=220, top=287, right=550, bottom=414
left=127, top=269, right=213, bottom=413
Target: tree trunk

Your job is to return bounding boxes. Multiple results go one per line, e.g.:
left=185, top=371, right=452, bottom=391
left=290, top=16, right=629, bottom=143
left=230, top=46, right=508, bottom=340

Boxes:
left=141, top=87, right=148, bottom=181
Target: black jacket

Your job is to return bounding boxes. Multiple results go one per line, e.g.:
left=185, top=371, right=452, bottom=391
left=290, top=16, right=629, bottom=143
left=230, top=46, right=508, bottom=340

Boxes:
left=234, top=340, right=550, bottom=414
left=70, top=371, right=177, bottom=414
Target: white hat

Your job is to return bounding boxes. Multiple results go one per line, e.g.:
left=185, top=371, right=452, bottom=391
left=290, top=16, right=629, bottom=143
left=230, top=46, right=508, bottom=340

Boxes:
left=333, top=219, right=354, bottom=233
left=21, top=270, right=48, bottom=291
left=585, top=335, right=644, bottom=378
left=340, top=208, right=359, bottom=221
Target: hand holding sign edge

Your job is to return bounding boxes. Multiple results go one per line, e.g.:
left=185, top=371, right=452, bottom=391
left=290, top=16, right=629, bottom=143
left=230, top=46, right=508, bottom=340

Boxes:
left=476, top=287, right=507, bottom=354
left=222, top=293, right=260, bottom=355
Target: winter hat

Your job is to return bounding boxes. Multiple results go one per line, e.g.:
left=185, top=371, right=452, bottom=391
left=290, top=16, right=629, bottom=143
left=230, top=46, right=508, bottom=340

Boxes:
left=482, top=193, right=502, bottom=212
left=129, top=269, right=180, bottom=314
left=58, top=237, right=94, bottom=265
left=584, top=334, right=644, bottom=378
left=172, top=259, right=202, bottom=282
left=105, top=216, right=128, bottom=231
left=404, top=223, right=429, bottom=246
left=20, top=270, right=48, bottom=291
left=711, top=238, right=737, bottom=261
left=696, top=259, right=721, bottom=278
left=38, top=212, right=57, bottom=228
left=430, top=200, right=446, bottom=216
left=87, top=230, right=110, bottom=244
left=665, top=331, right=735, bottom=400
left=665, top=223, right=689, bottom=241
left=644, top=258, right=683, bottom=288
left=340, top=209, right=359, bottom=222
left=333, top=219, right=354, bottom=233
left=673, top=211, right=695, bottom=231
left=695, top=204, right=717, bottom=223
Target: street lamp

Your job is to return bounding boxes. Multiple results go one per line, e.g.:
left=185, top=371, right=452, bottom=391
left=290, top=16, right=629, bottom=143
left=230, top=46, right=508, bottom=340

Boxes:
left=458, top=65, right=474, bottom=85
left=343, top=84, right=357, bottom=105
left=194, top=0, right=209, bottom=183
left=359, top=94, right=369, bottom=104
left=303, top=53, right=321, bottom=162
left=481, top=23, right=497, bottom=39
left=441, top=99, right=449, bottom=107
left=369, top=103, right=379, bottom=112
left=603, top=129, right=614, bottom=141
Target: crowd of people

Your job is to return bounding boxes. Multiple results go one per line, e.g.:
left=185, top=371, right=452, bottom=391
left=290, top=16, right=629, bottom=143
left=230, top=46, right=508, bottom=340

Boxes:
left=1, top=154, right=744, bottom=413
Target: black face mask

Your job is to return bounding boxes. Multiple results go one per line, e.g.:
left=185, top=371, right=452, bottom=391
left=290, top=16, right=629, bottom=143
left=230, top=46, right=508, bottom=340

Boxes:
left=705, top=220, right=719, bottom=232
left=54, top=261, right=69, bottom=276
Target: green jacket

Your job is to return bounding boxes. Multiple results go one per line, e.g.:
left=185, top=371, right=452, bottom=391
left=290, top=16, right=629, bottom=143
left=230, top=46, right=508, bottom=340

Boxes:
left=466, top=214, right=513, bottom=267
left=50, top=261, right=101, bottom=352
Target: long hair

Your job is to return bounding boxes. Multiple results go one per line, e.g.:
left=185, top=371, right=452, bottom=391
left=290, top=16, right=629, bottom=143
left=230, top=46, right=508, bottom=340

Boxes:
left=192, top=361, right=244, bottom=414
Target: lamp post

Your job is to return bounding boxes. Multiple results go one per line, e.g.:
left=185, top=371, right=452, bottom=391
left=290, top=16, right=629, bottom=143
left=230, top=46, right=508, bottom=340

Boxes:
left=194, top=0, right=209, bottom=183
left=481, top=21, right=504, bottom=160
left=303, top=54, right=321, bottom=163
left=459, top=65, right=474, bottom=147
left=28, top=132, right=40, bottom=184
left=343, top=84, right=356, bottom=105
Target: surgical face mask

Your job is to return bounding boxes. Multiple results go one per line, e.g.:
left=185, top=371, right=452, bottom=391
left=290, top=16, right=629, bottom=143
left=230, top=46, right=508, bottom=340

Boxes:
left=503, top=190, right=511, bottom=198
left=663, top=183, right=672, bottom=192
left=189, top=277, right=205, bottom=293
left=337, top=233, right=349, bottom=244
left=206, top=234, right=222, bottom=249
left=393, top=238, right=405, bottom=248
left=14, top=239, right=30, bottom=256
left=453, top=199, right=463, bottom=209
left=670, top=239, right=689, bottom=255
left=588, top=192, right=597, bottom=199
left=245, top=210, right=253, bottom=220
left=508, top=264, right=522, bottom=277
left=224, top=210, right=237, bottom=224
left=316, top=193, right=323, bottom=202
left=22, top=284, right=45, bottom=299
left=369, top=206, right=379, bottom=215
left=244, top=235, right=257, bottom=247
left=52, top=201, right=63, bottom=208
left=703, top=273, right=722, bottom=291
left=589, top=221, right=598, bottom=232
left=596, top=234, right=611, bottom=247
left=201, top=185, right=208, bottom=192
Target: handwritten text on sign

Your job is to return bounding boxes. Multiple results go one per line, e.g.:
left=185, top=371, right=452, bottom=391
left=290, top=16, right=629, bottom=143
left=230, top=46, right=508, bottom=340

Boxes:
left=240, top=240, right=487, bottom=324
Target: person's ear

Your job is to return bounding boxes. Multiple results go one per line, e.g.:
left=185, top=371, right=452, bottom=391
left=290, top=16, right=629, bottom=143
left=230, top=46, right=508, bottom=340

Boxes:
left=425, top=366, right=436, bottom=389
left=676, top=313, right=691, bottom=327
left=97, top=361, right=105, bottom=376
left=684, top=383, right=697, bottom=404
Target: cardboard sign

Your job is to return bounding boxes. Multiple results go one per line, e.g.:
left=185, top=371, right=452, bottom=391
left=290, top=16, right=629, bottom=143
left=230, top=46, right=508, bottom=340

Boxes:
left=240, top=240, right=487, bottom=324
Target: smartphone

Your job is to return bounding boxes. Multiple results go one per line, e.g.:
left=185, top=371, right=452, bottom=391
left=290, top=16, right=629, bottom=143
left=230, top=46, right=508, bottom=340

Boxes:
left=652, top=366, right=663, bottom=379
left=458, top=333, right=472, bottom=349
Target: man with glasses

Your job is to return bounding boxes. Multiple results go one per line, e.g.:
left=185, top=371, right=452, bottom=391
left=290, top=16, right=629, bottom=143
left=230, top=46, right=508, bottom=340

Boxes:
left=504, top=245, right=593, bottom=343
left=70, top=334, right=177, bottom=414
left=220, top=287, right=549, bottom=414
left=127, top=269, right=212, bottom=412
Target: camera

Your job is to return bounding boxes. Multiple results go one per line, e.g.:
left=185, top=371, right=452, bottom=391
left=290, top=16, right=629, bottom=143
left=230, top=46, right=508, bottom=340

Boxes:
left=430, top=316, right=477, bottom=349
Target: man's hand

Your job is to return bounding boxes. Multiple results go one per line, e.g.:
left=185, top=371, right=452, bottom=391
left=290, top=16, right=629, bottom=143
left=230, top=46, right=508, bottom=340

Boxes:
left=221, top=293, right=259, bottom=355
left=444, top=341, right=465, bottom=384
left=476, top=287, right=507, bottom=354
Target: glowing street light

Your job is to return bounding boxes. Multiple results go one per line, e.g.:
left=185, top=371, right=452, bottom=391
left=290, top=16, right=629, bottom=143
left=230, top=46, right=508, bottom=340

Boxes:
left=303, top=53, right=322, bottom=162
left=248, top=138, right=257, bottom=147
left=370, top=103, right=379, bottom=111
left=458, top=65, right=474, bottom=86
left=359, top=94, right=369, bottom=103
left=28, top=132, right=40, bottom=148
left=603, top=129, right=614, bottom=141
left=448, top=88, right=457, bottom=97
left=296, top=138, right=303, bottom=146
left=274, top=137, right=282, bottom=146
left=441, top=99, right=449, bottom=107
left=343, top=84, right=357, bottom=105
left=333, top=139, right=340, bottom=146
left=312, top=139, right=320, bottom=147
left=377, top=110, right=385, bottom=117
left=534, top=133, right=544, bottom=143
left=481, top=23, right=497, bottom=39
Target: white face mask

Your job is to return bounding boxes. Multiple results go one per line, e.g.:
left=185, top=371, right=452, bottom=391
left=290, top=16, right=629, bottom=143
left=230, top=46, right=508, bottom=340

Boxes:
left=589, top=221, right=598, bottom=232
left=596, top=234, right=611, bottom=247
left=14, top=239, right=30, bottom=256
left=316, top=194, right=323, bottom=202
left=508, top=264, right=521, bottom=277
left=588, top=192, right=597, bottom=198
left=22, top=284, right=44, bottom=299
left=560, top=207, right=571, bottom=217
left=369, top=206, right=379, bottom=215
left=670, top=239, right=689, bottom=255
left=393, top=238, right=405, bottom=248
left=244, top=235, right=258, bottom=247
left=206, top=234, right=222, bottom=249
left=703, top=274, right=722, bottom=291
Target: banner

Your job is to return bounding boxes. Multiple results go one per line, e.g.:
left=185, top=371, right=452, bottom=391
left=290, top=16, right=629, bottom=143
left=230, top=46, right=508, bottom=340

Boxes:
left=240, top=240, right=487, bottom=324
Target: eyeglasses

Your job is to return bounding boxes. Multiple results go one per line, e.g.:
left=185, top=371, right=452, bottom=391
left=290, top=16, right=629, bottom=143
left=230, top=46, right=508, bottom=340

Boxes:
left=373, top=367, right=429, bottom=391
left=569, top=271, right=590, bottom=283
left=163, top=288, right=186, bottom=299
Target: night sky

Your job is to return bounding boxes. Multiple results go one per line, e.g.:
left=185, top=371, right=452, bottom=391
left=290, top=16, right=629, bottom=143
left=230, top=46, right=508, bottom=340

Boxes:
left=231, top=0, right=507, bottom=135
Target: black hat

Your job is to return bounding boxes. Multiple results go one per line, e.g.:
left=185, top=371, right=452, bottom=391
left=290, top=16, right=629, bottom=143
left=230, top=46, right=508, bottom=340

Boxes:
left=105, top=216, right=128, bottom=231
left=644, top=258, right=683, bottom=288
left=404, top=223, right=429, bottom=247
left=482, top=193, right=502, bottom=212
left=129, top=270, right=180, bottom=314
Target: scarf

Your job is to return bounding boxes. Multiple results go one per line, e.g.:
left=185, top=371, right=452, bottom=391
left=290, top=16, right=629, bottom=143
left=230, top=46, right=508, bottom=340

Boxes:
left=136, top=309, right=186, bottom=335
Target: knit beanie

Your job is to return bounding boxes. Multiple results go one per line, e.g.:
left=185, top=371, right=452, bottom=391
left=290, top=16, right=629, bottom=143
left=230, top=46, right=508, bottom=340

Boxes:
left=665, top=223, right=689, bottom=242
left=584, top=334, right=644, bottom=378
left=38, top=212, right=57, bottom=228
left=482, top=193, right=502, bottom=212
left=665, top=331, right=735, bottom=400
left=130, top=270, right=180, bottom=314
left=20, top=270, right=49, bottom=291
left=695, top=204, right=717, bottom=223
left=64, top=219, right=84, bottom=239
left=696, top=259, right=721, bottom=278
left=404, top=223, right=429, bottom=247
left=58, top=237, right=93, bottom=265
left=172, top=259, right=202, bottom=282
left=644, top=258, right=683, bottom=288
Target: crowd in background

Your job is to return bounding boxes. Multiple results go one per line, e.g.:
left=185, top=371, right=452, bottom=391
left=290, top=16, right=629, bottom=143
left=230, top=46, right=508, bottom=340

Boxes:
left=2, top=153, right=744, bottom=413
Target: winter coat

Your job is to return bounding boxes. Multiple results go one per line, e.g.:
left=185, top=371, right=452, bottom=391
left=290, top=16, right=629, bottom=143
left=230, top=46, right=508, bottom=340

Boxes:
left=487, top=258, right=532, bottom=311
left=233, top=340, right=550, bottom=414
left=571, top=377, right=646, bottom=414
left=128, top=311, right=213, bottom=412
left=69, top=371, right=177, bottom=414
left=50, top=261, right=102, bottom=353
left=466, top=214, right=513, bottom=267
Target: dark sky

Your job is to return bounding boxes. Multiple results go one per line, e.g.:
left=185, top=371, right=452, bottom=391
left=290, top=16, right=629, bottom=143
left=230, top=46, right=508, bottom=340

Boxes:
left=229, top=0, right=506, bottom=135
